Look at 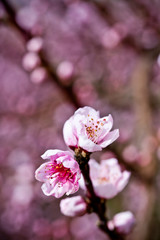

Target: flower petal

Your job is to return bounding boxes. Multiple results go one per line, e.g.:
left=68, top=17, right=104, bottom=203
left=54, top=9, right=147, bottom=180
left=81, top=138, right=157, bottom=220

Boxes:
left=63, top=159, right=80, bottom=172
left=78, top=134, right=102, bottom=152
left=35, top=162, right=50, bottom=182
left=116, top=171, right=131, bottom=193
left=99, top=129, right=119, bottom=148
left=63, top=116, right=78, bottom=148
left=41, top=149, right=63, bottom=160
left=94, top=183, right=118, bottom=199
left=75, top=106, right=99, bottom=119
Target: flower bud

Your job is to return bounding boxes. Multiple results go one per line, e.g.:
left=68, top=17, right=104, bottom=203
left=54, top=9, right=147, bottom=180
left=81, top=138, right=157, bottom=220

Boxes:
left=60, top=196, right=87, bottom=217
left=30, top=67, right=47, bottom=84
left=27, top=37, right=43, bottom=52
left=108, top=211, right=135, bottom=235
left=57, top=61, right=73, bottom=82
left=22, top=52, right=40, bottom=72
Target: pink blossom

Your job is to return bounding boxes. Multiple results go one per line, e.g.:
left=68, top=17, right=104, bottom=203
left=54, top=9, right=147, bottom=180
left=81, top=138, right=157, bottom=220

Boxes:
left=63, top=106, right=119, bottom=152
left=60, top=196, right=87, bottom=217
left=80, top=158, right=130, bottom=199
left=57, top=61, right=74, bottom=81
left=35, top=150, right=81, bottom=198
left=27, top=37, right=43, bottom=52
left=22, top=52, right=40, bottom=72
left=30, top=67, right=47, bottom=84
left=108, top=211, right=135, bottom=235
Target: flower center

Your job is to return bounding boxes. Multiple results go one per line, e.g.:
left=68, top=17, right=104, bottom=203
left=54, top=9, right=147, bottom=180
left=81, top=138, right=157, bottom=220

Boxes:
left=45, top=162, right=75, bottom=185
left=85, top=115, right=107, bottom=143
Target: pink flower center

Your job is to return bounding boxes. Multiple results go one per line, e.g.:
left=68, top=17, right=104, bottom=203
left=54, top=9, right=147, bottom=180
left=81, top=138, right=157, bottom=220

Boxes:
left=45, top=161, right=76, bottom=186
left=85, top=115, right=107, bottom=143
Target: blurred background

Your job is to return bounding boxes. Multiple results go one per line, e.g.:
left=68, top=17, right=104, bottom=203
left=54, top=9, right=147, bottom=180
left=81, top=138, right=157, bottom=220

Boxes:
left=0, top=0, right=160, bottom=239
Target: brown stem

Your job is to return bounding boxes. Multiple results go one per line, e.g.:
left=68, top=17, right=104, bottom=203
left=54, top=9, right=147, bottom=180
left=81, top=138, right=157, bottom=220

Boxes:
left=74, top=148, right=124, bottom=240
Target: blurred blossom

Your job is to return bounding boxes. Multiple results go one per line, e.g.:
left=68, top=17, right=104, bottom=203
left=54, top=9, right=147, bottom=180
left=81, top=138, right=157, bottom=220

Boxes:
left=15, top=163, right=34, bottom=183
left=11, top=183, right=33, bottom=206
left=16, top=7, right=38, bottom=30
left=60, top=196, right=87, bottom=217
left=140, top=28, right=159, bottom=49
left=157, top=54, right=160, bottom=67
left=57, top=61, right=74, bottom=83
left=124, top=180, right=148, bottom=215
left=1, top=205, right=30, bottom=233
left=73, top=79, right=97, bottom=105
left=30, top=67, right=47, bottom=84
left=101, top=28, right=120, bottom=49
left=38, top=127, right=65, bottom=149
left=108, top=211, right=135, bottom=235
left=66, top=3, right=90, bottom=27
left=52, top=218, right=69, bottom=239
left=122, top=145, right=139, bottom=163
left=138, top=136, right=157, bottom=167
left=22, top=52, right=40, bottom=72
left=53, top=103, right=75, bottom=129
left=8, top=149, right=30, bottom=167
left=100, top=151, right=116, bottom=160
left=31, top=0, right=49, bottom=15
left=70, top=213, right=108, bottom=240
left=33, top=218, right=51, bottom=237
left=16, top=96, right=37, bottom=115
left=80, top=158, right=130, bottom=199
left=0, top=116, right=22, bottom=140
left=27, top=37, right=43, bottom=52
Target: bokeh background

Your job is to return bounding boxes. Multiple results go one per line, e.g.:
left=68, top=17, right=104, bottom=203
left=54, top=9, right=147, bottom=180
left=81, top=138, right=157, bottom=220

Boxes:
left=0, top=0, right=160, bottom=239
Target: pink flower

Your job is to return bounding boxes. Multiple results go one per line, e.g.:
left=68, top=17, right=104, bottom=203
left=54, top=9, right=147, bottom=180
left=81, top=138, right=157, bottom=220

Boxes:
left=108, top=211, right=135, bottom=235
left=35, top=150, right=81, bottom=198
left=60, top=196, right=87, bottom=217
left=63, top=106, right=119, bottom=152
left=80, top=158, right=130, bottom=199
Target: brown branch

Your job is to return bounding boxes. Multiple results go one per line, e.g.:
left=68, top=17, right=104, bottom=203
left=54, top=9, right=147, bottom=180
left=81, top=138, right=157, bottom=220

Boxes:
left=74, top=148, right=125, bottom=240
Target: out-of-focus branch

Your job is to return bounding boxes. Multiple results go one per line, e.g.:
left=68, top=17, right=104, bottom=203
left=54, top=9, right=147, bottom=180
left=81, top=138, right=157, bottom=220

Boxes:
left=1, top=0, right=81, bottom=109
left=131, top=57, right=157, bottom=179
left=123, top=0, right=160, bottom=35
left=126, top=56, right=157, bottom=240
left=84, top=0, right=160, bottom=56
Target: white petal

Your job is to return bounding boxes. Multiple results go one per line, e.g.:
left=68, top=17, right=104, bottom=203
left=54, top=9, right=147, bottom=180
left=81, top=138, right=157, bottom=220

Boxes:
left=116, top=171, right=131, bottom=192
left=99, top=129, right=119, bottom=148
left=63, top=116, right=78, bottom=147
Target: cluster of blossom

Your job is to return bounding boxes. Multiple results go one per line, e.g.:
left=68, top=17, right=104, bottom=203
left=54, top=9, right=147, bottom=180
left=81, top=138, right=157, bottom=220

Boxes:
left=22, top=37, right=47, bottom=84
left=35, top=106, right=135, bottom=236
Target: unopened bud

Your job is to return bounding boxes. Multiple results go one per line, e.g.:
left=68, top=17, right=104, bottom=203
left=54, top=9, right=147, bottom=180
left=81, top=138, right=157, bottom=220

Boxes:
left=57, top=61, right=73, bottom=82
left=22, top=52, right=40, bottom=71
left=60, top=196, right=87, bottom=217
left=108, top=211, right=135, bottom=235
left=27, top=37, right=43, bottom=52
left=30, top=67, right=47, bottom=84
